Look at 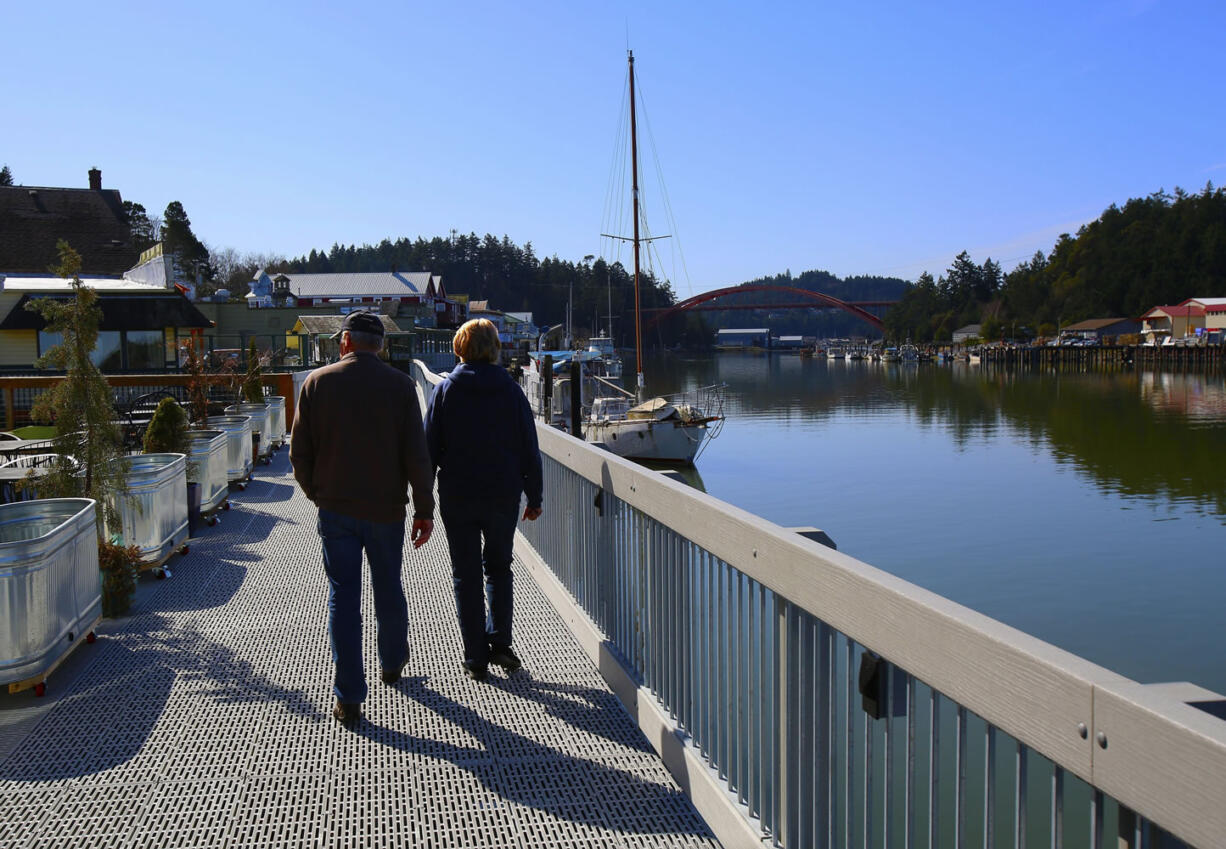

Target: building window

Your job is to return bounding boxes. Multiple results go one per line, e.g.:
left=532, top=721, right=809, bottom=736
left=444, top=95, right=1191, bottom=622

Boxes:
left=36, top=329, right=166, bottom=370
left=125, top=330, right=166, bottom=370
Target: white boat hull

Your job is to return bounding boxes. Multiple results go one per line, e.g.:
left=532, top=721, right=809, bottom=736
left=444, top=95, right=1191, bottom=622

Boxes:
left=585, top=417, right=710, bottom=463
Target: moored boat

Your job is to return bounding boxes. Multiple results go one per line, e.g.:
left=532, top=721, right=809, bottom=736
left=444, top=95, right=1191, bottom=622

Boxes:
left=522, top=50, right=725, bottom=465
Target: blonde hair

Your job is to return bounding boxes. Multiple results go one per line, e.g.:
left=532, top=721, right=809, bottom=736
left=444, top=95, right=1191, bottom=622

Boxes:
left=453, top=318, right=501, bottom=364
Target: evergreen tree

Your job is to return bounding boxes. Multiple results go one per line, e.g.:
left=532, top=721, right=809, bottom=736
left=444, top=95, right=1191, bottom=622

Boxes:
left=0, top=164, right=12, bottom=186
left=25, top=240, right=129, bottom=540
left=161, top=200, right=211, bottom=276
left=122, top=201, right=157, bottom=252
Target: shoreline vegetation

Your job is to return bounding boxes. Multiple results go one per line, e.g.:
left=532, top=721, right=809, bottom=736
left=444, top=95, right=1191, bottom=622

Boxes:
left=115, top=184, right=1222, bottom=349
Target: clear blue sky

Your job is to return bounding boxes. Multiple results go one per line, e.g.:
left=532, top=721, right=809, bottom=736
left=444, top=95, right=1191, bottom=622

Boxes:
left=5, top=0, right=1223, bottom=297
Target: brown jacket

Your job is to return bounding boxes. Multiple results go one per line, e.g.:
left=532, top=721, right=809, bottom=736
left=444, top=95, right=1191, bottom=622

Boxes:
left=290, top=352, right=434, bottom=523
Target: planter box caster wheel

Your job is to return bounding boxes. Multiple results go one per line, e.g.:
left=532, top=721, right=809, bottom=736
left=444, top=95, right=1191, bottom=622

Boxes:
left=208, top=516, right=219, bottom=526
left=156, top=568, right=167, bottom=580
left=34, top=682, right=46, bottom=697
left=222, top=502, right=231, bottom=511
left=86, top=631, right=97, bottom=644
left=179, top=545, right=189, bottom=556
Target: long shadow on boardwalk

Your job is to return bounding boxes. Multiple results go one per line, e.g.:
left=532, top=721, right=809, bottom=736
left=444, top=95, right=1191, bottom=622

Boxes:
left=0, top=617, right=318, bottom=784
left=357, top=676, right=713, bottom=838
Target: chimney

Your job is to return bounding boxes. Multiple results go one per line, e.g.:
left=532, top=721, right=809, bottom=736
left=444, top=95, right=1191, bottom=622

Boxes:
left=88, top=168, right=101, bottom=190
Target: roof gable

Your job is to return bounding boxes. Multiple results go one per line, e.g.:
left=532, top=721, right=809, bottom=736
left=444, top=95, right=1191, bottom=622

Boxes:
left=291, top=314, right=403, bottom=335
left=1064, top=318, right=1136, bottom=331
left=1144, top=305, right=1205, bottom=319
left=0, top=185, right=139, bottom=274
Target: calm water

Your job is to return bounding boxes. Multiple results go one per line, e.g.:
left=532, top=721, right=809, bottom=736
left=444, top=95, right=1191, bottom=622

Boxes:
left=641, top=352, right=1226, bottom=695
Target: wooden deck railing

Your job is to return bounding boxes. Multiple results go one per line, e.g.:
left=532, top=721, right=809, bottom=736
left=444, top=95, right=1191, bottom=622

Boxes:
left=0, top=373, right=299, bottom=431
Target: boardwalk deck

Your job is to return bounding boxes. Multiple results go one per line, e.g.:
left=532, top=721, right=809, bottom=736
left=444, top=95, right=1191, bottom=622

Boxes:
left=0, top=449, right=719, bottom=848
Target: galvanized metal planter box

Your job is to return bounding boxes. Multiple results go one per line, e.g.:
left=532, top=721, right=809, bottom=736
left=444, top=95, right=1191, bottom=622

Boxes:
left=107, top=453, right=188, bottom=571
left=267, top=396, right=287, bottom=448
left=0, top=498, right=100, bottom=694
left=225, top=403, right=272, bottom=464
left=185, top=429, right=228, bottom=516
left=204, top=415, right=253, bottom=485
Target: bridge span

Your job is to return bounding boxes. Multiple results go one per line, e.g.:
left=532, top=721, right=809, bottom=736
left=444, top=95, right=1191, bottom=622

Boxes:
left=645, top=284, right=893, bottom=331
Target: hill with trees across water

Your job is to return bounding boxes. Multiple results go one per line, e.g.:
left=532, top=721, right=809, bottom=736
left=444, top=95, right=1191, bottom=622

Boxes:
left=114, top=182, right=1225, bottom=348
left=885, top=184, right=1226, bottom=342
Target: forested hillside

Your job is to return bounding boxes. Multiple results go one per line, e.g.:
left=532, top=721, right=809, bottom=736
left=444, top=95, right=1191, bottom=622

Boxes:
left=282, top=235, right=903, bottom=347
left=885, top=185, right=1226, bottom=342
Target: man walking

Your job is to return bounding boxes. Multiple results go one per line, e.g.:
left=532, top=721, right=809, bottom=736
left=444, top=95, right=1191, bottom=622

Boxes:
left=290, top=311, right=434, bottom=725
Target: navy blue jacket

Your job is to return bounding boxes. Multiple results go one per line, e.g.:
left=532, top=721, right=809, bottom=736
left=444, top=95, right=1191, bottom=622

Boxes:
left=425, top=362, right=543, bottom=509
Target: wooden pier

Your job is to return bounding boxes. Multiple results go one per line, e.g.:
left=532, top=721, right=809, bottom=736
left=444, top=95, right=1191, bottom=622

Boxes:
left=977, top=344, right=1225, bottom=370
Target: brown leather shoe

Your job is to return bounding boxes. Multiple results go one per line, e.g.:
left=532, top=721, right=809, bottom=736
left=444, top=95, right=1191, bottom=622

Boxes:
left=333, top=701, right=361, bottom=725
left=381, top=643, right=411, bottom=685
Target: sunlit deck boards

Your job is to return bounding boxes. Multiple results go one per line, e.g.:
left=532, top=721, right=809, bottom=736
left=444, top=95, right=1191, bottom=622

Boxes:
left=0, top=450, right=719, bottom=848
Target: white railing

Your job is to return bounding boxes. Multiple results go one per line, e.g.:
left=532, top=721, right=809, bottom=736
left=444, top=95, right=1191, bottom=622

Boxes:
left=412, top=361, right=1225, bottom=849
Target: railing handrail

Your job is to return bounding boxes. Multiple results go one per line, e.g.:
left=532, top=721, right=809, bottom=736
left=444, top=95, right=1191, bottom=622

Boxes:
left=412, top=360, right=1226, bottom=848
left=0, top=372, right=301, bottom=432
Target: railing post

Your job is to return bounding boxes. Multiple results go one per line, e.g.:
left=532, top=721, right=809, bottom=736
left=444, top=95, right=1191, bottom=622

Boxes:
left=776, top=596, right=790, bottom=847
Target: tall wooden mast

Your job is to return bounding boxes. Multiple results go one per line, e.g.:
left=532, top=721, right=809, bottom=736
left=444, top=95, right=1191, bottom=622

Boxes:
left=629, top=50, right=646, bottom=399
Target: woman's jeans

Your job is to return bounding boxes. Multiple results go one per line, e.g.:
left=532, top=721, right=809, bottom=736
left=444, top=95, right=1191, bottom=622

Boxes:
left=439, top=495, right=520, bottom=669
left=318, top=508, right=408, bottom=704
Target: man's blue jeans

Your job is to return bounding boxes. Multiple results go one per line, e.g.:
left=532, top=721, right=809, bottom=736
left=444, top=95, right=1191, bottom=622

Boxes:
left=439, top=495, right=520, bottom=669
left=318, top=508, right=408, bottom=704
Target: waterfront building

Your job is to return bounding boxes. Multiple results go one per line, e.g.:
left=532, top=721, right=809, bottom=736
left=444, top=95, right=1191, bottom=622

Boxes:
left=1063, top=317, right=1142, bottom=342
left=715, top=328, right=772, bottom=349
left=952, top=323, right=981, bottom=343
left=775, top=335, right=808, bottom=350
left=1182, top=296, right=1226, bottom=333
left=467, top=300, right=538, bottom=350
left=244, top=269, right=465, bottom=328
left=0, top=272, right=212, bottom=371
left=1141, top=303, right=1206, bottom=342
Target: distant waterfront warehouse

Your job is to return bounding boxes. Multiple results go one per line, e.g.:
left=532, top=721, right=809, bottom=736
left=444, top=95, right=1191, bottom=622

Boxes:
left=716, top=328, right=772, bottom=349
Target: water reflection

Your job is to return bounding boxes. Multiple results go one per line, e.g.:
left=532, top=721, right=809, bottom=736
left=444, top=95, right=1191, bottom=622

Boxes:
left=645, top=353, right=1226, bottom=518
left=640, top=351, right=1226, bottom=693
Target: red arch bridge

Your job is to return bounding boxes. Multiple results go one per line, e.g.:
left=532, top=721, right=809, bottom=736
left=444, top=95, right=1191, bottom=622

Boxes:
left=642, top=284, right=894, bottom=331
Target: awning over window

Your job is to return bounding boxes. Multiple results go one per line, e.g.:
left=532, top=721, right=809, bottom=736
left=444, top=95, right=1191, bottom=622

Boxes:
left=0, top=293, right=214, bottom=331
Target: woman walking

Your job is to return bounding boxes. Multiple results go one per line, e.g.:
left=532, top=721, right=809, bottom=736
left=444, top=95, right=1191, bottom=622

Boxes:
left=425, top=319, right=543, bottom=680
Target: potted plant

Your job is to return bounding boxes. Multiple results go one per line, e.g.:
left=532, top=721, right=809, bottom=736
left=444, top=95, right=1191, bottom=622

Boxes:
left=143, top=397, right=200, bottom=535
left=231, top=338, right=272, bottom=466
left=24, top=240, right=134, bottom=615
left=142, top=396, right=189, bottom=455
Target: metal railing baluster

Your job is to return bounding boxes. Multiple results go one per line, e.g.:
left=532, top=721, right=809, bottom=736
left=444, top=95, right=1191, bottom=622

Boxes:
left=1015, top=742, right=1028, bottom=849
left=930, top=691, right=940, bottom=849
left=956, top=705, right=967, bottom=849
left=1053, top=766, right=1064, bottom=849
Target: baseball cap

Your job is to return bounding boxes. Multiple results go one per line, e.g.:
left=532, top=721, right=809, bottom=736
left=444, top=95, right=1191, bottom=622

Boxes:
left=331, top=311, right=385, bottom=340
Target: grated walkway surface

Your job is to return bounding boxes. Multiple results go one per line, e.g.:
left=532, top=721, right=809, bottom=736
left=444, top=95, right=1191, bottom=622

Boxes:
left=0, top=448, right=719, bottom=848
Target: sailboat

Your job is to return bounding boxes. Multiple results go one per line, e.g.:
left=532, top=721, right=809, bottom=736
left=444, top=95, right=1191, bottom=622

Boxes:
left=582, top=50, right=725, bottom=464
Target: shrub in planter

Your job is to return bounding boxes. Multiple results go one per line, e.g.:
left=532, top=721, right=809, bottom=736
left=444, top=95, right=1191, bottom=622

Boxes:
left=98, top=539, right=143, bottom=617
left=143, top=397, right=189, bottom=455
left=142, top=396, right=201, bottom=532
